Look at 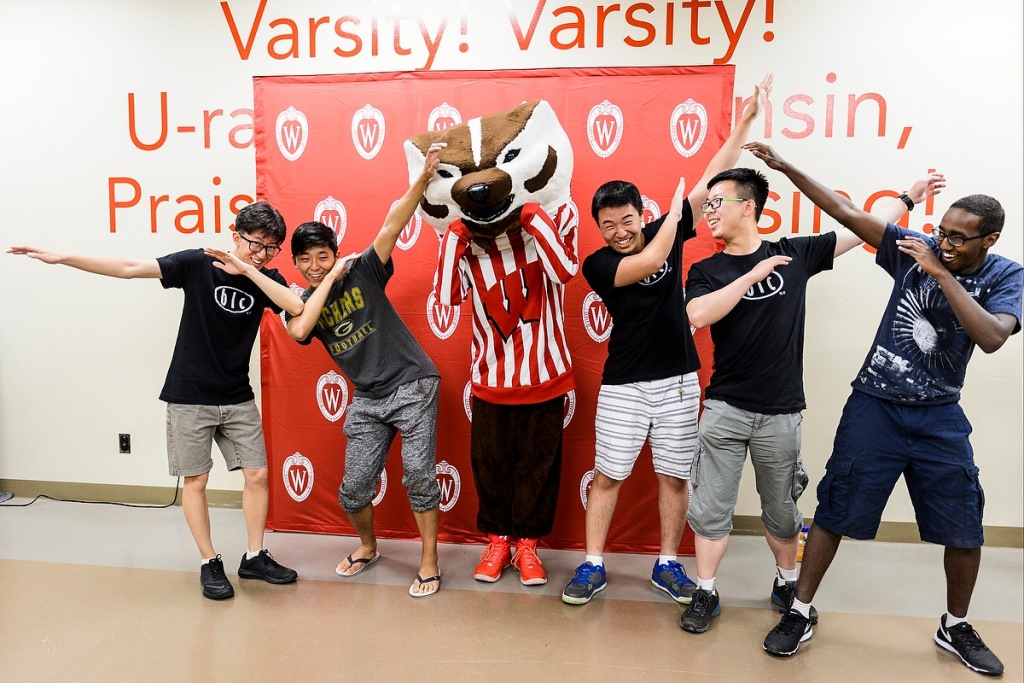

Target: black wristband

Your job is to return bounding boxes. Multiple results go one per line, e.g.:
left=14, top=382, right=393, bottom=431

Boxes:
left=898, top=193, right=915, bottom=212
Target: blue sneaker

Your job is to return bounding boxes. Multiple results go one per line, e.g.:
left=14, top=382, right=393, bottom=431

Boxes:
left=561, top=561, right=607, bottom=605
left=652, top=559, right=696, bottom=604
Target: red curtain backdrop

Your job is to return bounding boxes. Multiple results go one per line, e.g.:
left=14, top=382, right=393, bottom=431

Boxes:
left=255, top=66, right=734, bottom=553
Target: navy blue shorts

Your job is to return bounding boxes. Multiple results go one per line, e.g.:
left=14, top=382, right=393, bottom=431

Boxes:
left=812, top=391, right=985, bottom=548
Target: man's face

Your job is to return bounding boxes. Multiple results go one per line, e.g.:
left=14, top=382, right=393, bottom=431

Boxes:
left=702, top=180, right=753, bottom=241
left=596, top=204, right=645, bottom=255
left=232, top=230, right=282, bottom=268
left=294, top=246, right=338, bottom=288
left=932, top=208, right=997, bottom=274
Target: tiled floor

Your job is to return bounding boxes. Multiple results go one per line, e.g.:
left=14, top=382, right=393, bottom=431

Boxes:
left=1, top=497, right=1021, bottom=681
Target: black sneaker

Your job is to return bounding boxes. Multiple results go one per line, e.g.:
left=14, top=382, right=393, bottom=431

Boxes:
left=652, top=559, right=697, bottom=604
left=561, top=561, right=607, bottom=605
left=680, top=588, right=720, bottom=634
left=771, top=579, right=819, bottom=624
left=934, top=614, right=1004, bottom=676
left=200, top=555, right=234, bottom=600
left=238, top=549, right=298, bottom=584
left=764, top=608, right=813, bottom=656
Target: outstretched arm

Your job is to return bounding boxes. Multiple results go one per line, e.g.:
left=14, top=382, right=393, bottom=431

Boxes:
left=832, top=171, right=947, bottom=257
left=614, top=177, right=686, bottom=287
left=743, top=142, right=888, bottom=248
left=205, top=247, right=304, bottom=316
left=687, top=73, right=772, bottom=226
left=8, top=246, right=162, bottom=279
left=686, top=254, right=792, bottom=328
left=374, top=142, right=445, bottom=264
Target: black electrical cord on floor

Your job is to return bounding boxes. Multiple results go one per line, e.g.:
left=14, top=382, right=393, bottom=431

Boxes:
left=0, top=477, right=181, bottom=509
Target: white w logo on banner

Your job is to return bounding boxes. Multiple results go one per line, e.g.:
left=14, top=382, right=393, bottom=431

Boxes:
left=275, top=106, right=308, bottom=161
left=427, top=292, right=459, bottom=340
left=670, top=99, right=707, bottom=158
left=587, top=100, right=623, bottom=158
left=351, top=104, right=386, bottom=160
left=582, top=291, right=612, bottom=343
left=316, top=370, right=348, bottom=423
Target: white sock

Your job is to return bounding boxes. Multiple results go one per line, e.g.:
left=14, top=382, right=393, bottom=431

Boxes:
left=944, top=612, right=968, bottom=628
left=246, top=549, right=262, bottom=560
left=201, top=557, right=216, bottom=566
left=659, top=555, right=677, bottom=565
left=585, top=555, right=604, bottom=567
left=697, top=575, right=716, bottom=592
left=792, top=599, right=812, bottom=619
left=776, top=565, right=799, bottom=584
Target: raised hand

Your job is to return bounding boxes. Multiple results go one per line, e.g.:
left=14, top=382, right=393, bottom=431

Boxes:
left=743, top=141, right=788, bottom=171
left=740, top=73, right=773, bottom=123
left=204, top=247, right=250, bottom=275
left=896, top=236, right=944, bottom=276
left=330, top=251, right=360, bottom=279
left=668, top=176, right=687, bottom=217
left=422, top=141, right=446, bottom=179
left=906, top=172, right=946, bottom=204
left=750, top=254, right=792, bottom=282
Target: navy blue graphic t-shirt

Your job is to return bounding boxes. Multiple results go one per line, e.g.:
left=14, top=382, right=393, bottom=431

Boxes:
left=853, top=224, right=1023, bottom=404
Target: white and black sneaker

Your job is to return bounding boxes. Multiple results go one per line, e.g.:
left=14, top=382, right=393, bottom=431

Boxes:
left=763, top=608, right=813, bottom=656
left=934, top=614, right=1004, bottom=676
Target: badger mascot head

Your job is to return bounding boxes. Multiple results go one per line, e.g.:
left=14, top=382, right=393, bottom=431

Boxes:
left=404, top=100, right=573, bottom=241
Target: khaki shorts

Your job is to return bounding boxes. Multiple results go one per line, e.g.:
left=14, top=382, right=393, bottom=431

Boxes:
left=166, top=400, right=268, bottom=477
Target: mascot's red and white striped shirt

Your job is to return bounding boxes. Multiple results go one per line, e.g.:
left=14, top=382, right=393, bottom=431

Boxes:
left=434, top=202, right=578, bottom=404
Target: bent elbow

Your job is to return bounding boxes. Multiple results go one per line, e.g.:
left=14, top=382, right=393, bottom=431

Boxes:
left=979, top=337, right=1007, bottom=354
left=686, top=306, right=710, bottom=329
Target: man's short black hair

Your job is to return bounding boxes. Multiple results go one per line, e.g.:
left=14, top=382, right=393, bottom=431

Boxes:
left=706, top=168, right=770, bottom=221
left=235, top=201, right=287, bottom=243
left=291, top=221, right=338, bottom=257
left=591, top=180, right=643, bottom=223
left=950, top=194, right=1005, bottom=236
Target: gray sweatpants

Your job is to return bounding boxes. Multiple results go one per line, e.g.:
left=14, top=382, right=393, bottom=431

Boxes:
left=339, top=377, right=441, bottom=513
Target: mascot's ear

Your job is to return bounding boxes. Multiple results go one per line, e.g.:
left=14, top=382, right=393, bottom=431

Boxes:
left=404, top=136, right=429, bottom=186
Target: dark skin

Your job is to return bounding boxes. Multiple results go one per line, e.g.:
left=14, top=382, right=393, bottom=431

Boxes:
left=742, top=141, right=1016, bottom=618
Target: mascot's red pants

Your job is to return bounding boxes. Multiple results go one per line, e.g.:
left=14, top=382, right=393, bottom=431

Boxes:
left=469, top=395, right=564, bottom=538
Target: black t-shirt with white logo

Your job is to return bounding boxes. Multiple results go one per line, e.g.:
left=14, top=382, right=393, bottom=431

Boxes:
left=157, top=249, right=286, bottom=405
left=685, top=233, right=836, bottom=414
left=582, top=201, right=700, bottom=385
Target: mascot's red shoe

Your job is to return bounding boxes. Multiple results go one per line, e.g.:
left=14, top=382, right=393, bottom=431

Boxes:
left=474, top=534, right=512, bottom=582
left=513, top=537, right=547, bottom=585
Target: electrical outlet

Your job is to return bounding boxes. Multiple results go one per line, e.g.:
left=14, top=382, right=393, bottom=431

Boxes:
left=119, top=433, right=131, bottom=454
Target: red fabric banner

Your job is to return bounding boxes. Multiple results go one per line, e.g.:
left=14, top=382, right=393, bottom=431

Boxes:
left=254, top=66, right=734, bottom=553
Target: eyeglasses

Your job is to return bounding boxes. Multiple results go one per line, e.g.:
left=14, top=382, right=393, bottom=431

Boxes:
left=700, top=197, right=749, bottom=214
left=931, top=227, right=992, bottom=248
left=237, top=233, right=281, bottom=258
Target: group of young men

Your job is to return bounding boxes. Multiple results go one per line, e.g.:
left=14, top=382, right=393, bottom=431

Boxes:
left=9, top=75, right=1021, bottom=676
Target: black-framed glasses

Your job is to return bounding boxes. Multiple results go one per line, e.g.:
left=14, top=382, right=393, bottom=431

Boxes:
left=237, top=233, right=281, bottom=258
left=931, top=227, right=992, bottom=248
left=700, top=197, right=749, bottom=214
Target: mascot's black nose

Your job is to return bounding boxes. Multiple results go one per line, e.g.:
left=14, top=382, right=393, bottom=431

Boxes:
left=467, top=183, right=491, bottom=204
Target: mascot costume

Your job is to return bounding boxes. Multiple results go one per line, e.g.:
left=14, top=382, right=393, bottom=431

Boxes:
left=405, top=100, right=577, bottom=585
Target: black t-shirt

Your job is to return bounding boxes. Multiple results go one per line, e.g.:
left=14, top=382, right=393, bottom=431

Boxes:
left=685, top=233, right=836, bottom=413
left=582, top=201, right=700, bottom=385
left=157, top=249, right=286, bottom=405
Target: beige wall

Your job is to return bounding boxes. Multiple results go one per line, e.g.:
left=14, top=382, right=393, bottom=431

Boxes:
left=1, top=0, right=1020, bottom=526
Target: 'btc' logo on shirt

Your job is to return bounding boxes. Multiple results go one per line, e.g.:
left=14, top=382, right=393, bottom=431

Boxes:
left=214, top=286, right=255, bottom=314
left=743, top=271, right=785, bottom=300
